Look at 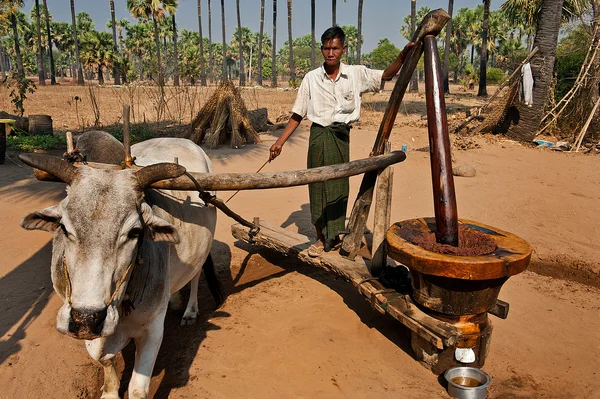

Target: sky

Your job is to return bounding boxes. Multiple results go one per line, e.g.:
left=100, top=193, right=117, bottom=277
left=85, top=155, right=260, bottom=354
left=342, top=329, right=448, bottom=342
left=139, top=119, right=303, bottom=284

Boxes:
left=25, top=0, right=496, bottom=53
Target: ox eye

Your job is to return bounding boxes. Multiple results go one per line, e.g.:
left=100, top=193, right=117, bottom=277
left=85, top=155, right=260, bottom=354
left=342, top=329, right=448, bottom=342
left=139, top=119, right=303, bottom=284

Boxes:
left=128, top=228, right=142, bottom=239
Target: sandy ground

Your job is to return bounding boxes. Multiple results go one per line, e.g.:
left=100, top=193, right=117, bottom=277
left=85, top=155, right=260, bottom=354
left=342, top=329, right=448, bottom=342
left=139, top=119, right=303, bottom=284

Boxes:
left=1, top=88, right=600, bottom=398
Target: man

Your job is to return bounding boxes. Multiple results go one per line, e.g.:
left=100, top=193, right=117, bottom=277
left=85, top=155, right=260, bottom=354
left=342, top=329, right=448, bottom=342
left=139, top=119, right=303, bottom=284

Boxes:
left=269, top=26, right=413, bottom=257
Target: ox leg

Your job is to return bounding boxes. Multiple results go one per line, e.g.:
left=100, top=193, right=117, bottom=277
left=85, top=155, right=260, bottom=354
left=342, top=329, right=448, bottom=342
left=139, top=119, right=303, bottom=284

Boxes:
left=128, top=317, right=165, bottom=399
left=100, top=357, right=120, bottom=399
left=169, top=291, right=184, bottom=311
left=181, top=271, right=201, bottom=326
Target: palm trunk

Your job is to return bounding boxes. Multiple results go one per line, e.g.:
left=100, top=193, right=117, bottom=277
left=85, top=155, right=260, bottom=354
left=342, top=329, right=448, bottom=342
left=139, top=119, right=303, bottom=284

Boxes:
left=70, top=0, right=84, bottom=85
left=332, top=0, right=336, bottom=26
left=10, top=13, right=24, bottom=77
left=272, top=0, right=277, bottom=87
left=287, top=0, right=295, bottom=81
left=310, top=0, right=316, bottom=69
left=109, top=0, right=121, bottom=85
left=152, top=15, right=164, bottom=86
left=258, top=0, right=265, bottom=85
left=443, top=0, right=454, bottom=93
left=236, top=0, right=245, bottom=86
left=197, top=0, right=207, bottom=86
left=477, top=0, right=489, bottom=97
left=470, top=44, right=474, bottom=64
left=35, top=0, right=46, bottom=85
left=208, top=0, right=214, bottom=83
left=357, top=0, right=363, bottom=65
left=509, top=0, right=565, bottom=141
left=172, top=14, right=180, bottom=86
left=98, top=65, right=104, bottom=85
left=409, top=0, right=418, bottom=92
left=221, top=0, right=227, bottom=80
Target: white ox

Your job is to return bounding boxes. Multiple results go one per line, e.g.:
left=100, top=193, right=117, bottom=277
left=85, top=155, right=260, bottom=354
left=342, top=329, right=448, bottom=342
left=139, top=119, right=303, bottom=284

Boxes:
left=20, top=138, right=223, bottom=399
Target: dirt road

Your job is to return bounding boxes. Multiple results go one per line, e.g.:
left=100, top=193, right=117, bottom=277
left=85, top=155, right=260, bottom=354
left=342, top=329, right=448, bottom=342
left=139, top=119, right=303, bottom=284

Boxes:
left=1, top=125, right=599, bottom=398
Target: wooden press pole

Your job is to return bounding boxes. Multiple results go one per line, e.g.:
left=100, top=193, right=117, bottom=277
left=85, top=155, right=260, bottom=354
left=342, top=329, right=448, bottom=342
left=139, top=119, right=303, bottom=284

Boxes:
left=341, top=9, right=450, bottom=260
left=424, top=35, right=458, bottom=246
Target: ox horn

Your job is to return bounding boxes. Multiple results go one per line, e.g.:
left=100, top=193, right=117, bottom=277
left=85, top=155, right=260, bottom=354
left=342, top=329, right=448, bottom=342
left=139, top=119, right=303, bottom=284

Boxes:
left=19, top=153, right=79, bottom=185
left=135, top=163, right=187, bottom=189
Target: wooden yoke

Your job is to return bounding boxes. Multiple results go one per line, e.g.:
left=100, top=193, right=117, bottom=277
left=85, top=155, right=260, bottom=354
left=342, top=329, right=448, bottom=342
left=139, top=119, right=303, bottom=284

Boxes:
left=341, top=9, right=450, bottom=260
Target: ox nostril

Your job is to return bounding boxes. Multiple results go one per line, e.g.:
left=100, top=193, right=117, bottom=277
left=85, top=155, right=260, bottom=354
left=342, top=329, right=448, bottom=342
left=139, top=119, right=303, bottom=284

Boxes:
left=70, top=307, right=108, bottom=335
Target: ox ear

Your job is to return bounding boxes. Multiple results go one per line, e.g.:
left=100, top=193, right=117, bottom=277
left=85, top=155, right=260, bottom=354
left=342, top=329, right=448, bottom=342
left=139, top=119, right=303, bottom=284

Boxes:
left=21, top=205, right=62, bottom=233
left=140, top=203, right=180, bottom=243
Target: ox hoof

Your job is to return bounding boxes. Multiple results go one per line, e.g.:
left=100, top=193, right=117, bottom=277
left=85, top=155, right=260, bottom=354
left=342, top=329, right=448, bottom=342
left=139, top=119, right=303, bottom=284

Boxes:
left=181, top=309, right=198, bottom=326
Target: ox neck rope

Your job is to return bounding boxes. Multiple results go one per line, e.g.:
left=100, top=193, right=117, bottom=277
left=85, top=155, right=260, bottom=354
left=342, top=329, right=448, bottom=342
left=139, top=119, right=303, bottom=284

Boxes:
left=62, top=227, right=144, bottom=312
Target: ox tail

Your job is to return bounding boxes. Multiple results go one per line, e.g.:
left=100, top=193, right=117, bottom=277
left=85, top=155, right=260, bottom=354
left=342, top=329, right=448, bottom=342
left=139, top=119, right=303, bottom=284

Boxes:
left=203, top=254, right=224, bottom=306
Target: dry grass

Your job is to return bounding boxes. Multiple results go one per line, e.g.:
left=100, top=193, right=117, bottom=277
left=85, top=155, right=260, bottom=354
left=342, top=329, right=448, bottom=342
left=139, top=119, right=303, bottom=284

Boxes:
left=0, top=77, right=486, bottom=135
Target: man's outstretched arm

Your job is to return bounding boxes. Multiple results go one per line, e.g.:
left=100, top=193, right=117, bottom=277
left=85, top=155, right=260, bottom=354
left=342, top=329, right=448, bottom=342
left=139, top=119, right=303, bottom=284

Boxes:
left=381, top=41, right=416, bottom=81
left=269, top=113, right=303, bottom=161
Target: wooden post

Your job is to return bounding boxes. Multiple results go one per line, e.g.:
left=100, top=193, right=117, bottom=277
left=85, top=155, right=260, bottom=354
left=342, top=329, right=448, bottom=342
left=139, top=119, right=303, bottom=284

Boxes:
left=123, top=104, right=133, bottom=166
left=371, top=142, right=394, bottom=276
left=424, top=35, right=458, bottom=246
left=66, top=131, right=74, bottom=153
left=341, top=9, right=450, bottom=260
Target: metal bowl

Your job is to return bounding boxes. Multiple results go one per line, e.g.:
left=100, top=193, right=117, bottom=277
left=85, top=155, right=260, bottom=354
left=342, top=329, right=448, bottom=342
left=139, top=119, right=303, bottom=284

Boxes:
left=444, top=367, right=490, bottom=399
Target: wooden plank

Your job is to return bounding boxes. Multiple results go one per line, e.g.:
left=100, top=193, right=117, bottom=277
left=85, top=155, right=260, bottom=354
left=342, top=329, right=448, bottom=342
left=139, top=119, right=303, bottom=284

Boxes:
left=232, top=220, right=462, bottom=349
left=371, top=142, right=394, bottom=276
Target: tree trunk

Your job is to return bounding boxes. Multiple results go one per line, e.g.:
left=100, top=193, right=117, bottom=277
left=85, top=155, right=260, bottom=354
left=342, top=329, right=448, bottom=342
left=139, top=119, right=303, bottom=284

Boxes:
left=509, top=0, right=565, bottom=142
left=443, top=0, right=454, bottom=93
left=236, top=0, right=245, bottom=86
left=332, top=0, right=336, bottom=26
left=197, top=0, right=207, bottom=86
left=477, top=0, right=490, bottom=97
left=35, top=0, right=46, bottom=85
left=258, top=0, right=265, bottom=85
left=357, top=0, right=363, bottom=65
left=409, top=0, right=418, bottom=92
left=221, top=0, right=227, bottom=80
left=152, top=15, right=164, bottom=86
left=172, top=14, right=180, bottom=86
left=70, top=0, right=84, bottom=85
left=208, top=0, right=214, bottom=83
left=287, top=0, right=295, bottom=81
left=311, top=0, right=316, bottom=69
left=272, top=0, right=277, bottom=87
left=10, top=13, right=25, bottom=77
left=98, top=65, right=104, bottom=85
left=109, top=0, right=121, bottom=85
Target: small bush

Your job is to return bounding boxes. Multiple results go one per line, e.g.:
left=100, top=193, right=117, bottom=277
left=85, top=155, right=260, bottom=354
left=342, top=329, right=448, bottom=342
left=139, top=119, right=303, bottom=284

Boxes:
left=106, top=124, right=154, bottom=143
left=487, top=67, right=506, bottom=85
left=7, top=134, right=62, bottom=152
left=288, top=78, right=302, bottom=89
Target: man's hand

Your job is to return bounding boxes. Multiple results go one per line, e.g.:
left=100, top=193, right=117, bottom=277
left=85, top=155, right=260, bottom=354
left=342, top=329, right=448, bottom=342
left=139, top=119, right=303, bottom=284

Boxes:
left=269, top=141, right=283, bottom=161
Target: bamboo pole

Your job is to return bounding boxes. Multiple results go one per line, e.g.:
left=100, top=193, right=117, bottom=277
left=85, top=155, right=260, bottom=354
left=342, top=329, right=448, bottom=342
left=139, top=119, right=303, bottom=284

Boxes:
left=572, top=96, right=600, bottom=152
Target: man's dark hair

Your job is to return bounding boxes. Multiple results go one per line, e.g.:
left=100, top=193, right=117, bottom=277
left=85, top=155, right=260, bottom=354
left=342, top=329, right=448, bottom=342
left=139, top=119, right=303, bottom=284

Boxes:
left=321, top=26, right=346, bottom=46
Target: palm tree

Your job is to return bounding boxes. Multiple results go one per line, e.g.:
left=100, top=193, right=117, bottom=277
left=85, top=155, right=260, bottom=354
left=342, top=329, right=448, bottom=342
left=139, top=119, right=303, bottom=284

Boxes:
left=164, top=0, right=180, bottom=86
left=221, top=0, right=226, bottom=79
left=509, top=0, right=567, bottom=141
left=442, top=0, right=454, bottom=93
left=332, top=0, right=336, bottom=26
left=409, top=0, right=418, bottom=92
left=70, top=0, right=84, bottom=85
left=477, top=0, right=490, bottom=97
left=197, top=0, right=207, bottom=85
left=8, top=1, right=25, bottom=77
left=287, top=0, right=295, bottom=81
left=258, top=0, right=265, bottom=85
left=356, top=0, right=364, bottom=65
left=236, top=0, right=245, bottom=85
left=127, top=0, right=167, bottom=86
left=208, top=0, right=214, bottom=83
left=109, top=0, right=121, bottom=85
left=80, top=31, right=113, bottom=85
left=42, top=0, right=56, bottom=84
left=34, top=0, right=46, bottom=85
left=311, top=0, right=316, bottom=69
left=272, top=0, right=277, bottom=87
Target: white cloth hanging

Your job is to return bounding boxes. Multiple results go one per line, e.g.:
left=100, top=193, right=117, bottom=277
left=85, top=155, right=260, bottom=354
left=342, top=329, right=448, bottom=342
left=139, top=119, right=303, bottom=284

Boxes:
left=521, top=62, right=533, bottom=107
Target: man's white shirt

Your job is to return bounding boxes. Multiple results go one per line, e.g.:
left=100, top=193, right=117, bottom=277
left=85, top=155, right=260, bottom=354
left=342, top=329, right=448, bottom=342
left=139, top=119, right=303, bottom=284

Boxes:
left=291, top=62, right=384, bottom=127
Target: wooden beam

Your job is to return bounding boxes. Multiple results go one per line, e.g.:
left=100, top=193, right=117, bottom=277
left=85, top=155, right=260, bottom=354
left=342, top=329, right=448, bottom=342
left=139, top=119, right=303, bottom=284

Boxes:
left=371, top=142, right=394, bottom=276
left=231, top=220, right=461, bottom=350
left=25, top=151, right=406, bottom=191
